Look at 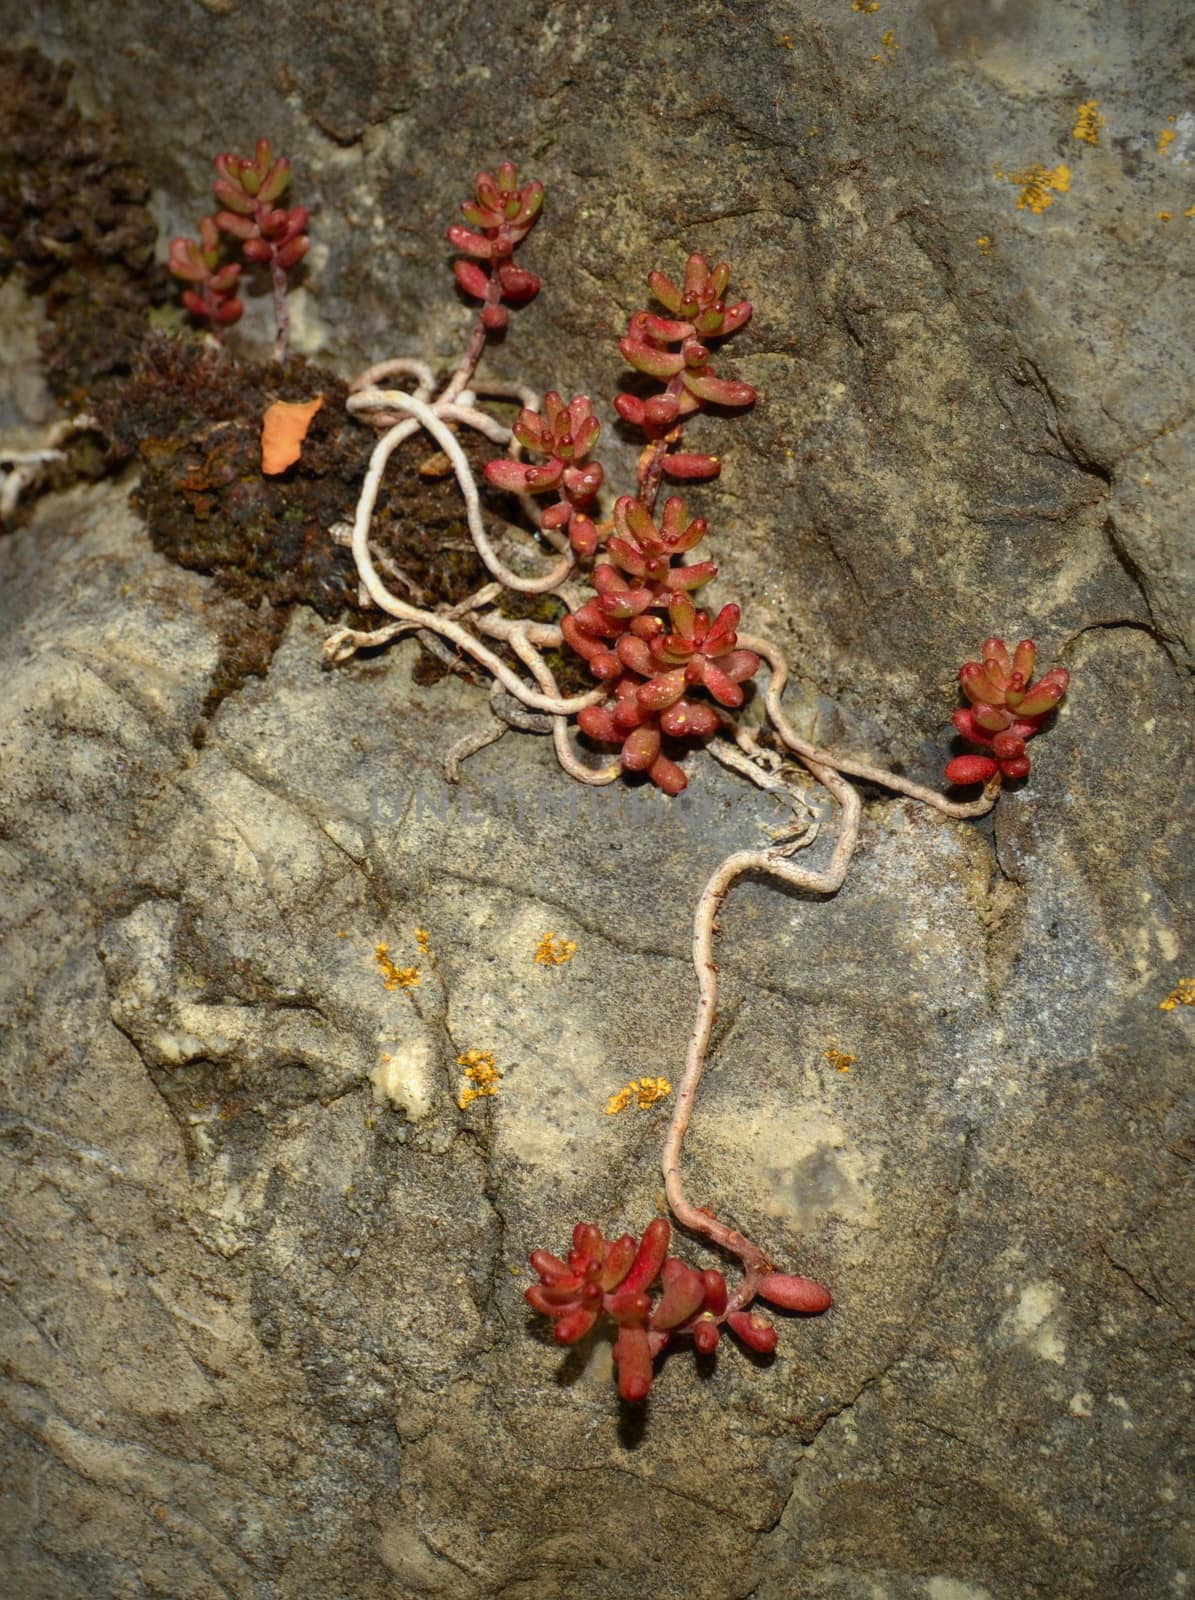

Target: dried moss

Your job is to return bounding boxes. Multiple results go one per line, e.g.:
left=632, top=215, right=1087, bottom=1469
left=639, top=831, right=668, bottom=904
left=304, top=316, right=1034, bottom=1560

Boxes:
left=0, top=45, right=588, bottom=715
left=0, top=46, right=165, bottom=404
left=95, top=337, right=546, bottom=730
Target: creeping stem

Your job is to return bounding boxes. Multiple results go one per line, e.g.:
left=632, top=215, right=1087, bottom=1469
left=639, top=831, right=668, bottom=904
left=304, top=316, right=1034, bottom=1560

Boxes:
left=660, top=769, right=859, bottom=1309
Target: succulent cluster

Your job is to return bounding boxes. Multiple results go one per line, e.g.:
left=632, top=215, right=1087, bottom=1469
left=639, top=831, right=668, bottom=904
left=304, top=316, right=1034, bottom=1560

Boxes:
left=168, top=138, right=309, bottom=361
left=211, top=139, right=310, bottom=276
left=562, top=495, right=760, bottom=793
left=447, top=161, right=544, bottom=332
left=473, top=235, right=762, bottom=795
left=944, top=637, right=1069, bottom=785
left=525, top=1218, right=831, bottom=1402
left=483, top=392, right=604, bottom=557
left=167, top=216, right=243, bottom=328
left=615, top=253, right=757, bottom=483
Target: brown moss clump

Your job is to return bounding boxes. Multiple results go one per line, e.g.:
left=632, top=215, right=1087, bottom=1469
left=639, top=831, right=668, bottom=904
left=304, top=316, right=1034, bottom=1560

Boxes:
left=0, top=46, right=165, bottom=405
left=0, top=46, right=580, bottom=711
left=95, top=336, right=544, bottom=730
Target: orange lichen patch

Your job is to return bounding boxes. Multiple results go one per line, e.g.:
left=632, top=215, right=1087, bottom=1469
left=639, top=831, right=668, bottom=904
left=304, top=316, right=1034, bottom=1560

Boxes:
left=1072, top=101, right=1102, bottom=145
left=458, top=1049, right=502, bottom=1109
left=375, top=942, right=421, bottom=991
left=852, top=0, right=880, bottom=11
left=1159, top=978, right=1195, bottom=1011
left=996, top=164, right=1071, bottom=214
left=976, top=234, right=993, bottom=251
left=1158, top=124, right=1176, bottom=156
left=824, top=1048, right=856, bottom=1073
left=534, top=931, right=578, bottom=967
left=261, top=395, right=324, bottom=474
left=606, top=1076, right=672, bottom=1114
left=1185, top=206, right=1195, bottom=219
left=1157, top=211, right=1173, bottom=222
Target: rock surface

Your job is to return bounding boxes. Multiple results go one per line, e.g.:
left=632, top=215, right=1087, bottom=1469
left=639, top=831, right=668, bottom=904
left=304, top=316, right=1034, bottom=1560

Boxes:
left=1, top=2, right=1192, bottom=1597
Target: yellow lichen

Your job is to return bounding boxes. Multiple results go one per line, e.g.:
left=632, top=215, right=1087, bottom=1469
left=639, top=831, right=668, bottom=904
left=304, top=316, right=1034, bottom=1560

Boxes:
left=457, top=1049, right=503, bottom=1109
left=824, top=1048, right=856, bottom=1073
left=534, top=931, right=578, bottom=967
left=996, top=163, right=1071, bottom=214
left=1158, top=126, right=1176, bottom=156
left=606, top=1076, right=673, bottom=1114
left=415, top=927, right=432, bottom=956
left=1072, top=101, right=1103, bottom=145
left=375, top=942, right=421, bottom=991
left=1185, top=206, right=1195, bottom=219
left=1157, top=211, right=1173, bottom=222
left=976, top=234, right=993, bottom=251
left=1159, top=978, right=1195, bottom=1011
left=852, top=0, right=880, bottom=12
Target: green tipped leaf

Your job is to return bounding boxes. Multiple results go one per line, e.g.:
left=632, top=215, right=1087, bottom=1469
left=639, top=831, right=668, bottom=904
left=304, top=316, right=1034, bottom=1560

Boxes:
left=620, top=337, right=685, bottom=379
left=681, top=368, right=757, bottom=406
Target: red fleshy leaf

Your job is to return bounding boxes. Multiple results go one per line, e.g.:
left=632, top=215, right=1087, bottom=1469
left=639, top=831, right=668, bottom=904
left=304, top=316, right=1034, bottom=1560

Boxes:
left=621, top=1220, right=671, bottom=1293
left=619, top=337, right=685, bottom=379
left=660, top=699, right=720, bottom=739
left=647, top=752, right=687, bottom=794
left=614, top=1324, right=654, bottom=1402
left=999, top=755, right=1032, bottom=779
left=701, top=1271, right=729, bottom=1315
left=577, top=706, right=619, bottom=743
left=727, top=1311, right=778, bottom=1354
left=944, top=754, right=999, bottom=785
left=445, top=223, right=493, bottom=258
left=530, top=1250, right=571, bottom=1282
left=484, top=458, right=535, bottom=492
left=553, top=1305, right=599, bottom=1345
left=680, top=369, right=757, bottom=406
left=692, top=1317, right=721, bottom=1355
left=661, top=452, right=721, bottom=481
left=622, top=725, right=662, bottom=771
left=453, top=259, right=490, bottom=299
left=650, top=1264, right=706, bottom=1330
left=757, top=1272, right=832, bottom=1314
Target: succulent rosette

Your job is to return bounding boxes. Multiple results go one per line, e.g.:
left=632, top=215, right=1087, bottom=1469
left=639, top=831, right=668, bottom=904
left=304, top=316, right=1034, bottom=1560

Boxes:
left=167, top=216, right=243, bottom=328
left=447, top=161, right=544, bottom=330
left=560, top=495, right=760, bottom=793
left=944, top=637, right=1069, bottom=785
left=483, top=392, right=604, bottom=556
left=525, top=1218, right=831, bottom=1402
left=212, top=137, right=310, bottom=273
left=614, top=252, right=756, bottom=482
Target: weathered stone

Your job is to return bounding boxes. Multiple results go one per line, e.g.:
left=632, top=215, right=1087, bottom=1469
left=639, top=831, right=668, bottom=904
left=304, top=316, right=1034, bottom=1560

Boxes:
left=1, top=2, right=1192, bottom=1596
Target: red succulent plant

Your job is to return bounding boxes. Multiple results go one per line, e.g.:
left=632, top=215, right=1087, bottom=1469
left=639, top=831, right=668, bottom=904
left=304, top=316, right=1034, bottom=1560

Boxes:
left=559, top=495, right=760, bottom=793
left=483, top=392, right=604, bottom=557
left=167, top=216, right=243, bottom=331
left=447, top=160, right=544, bottom=332
left=525, top=1218, right=831, bottom=1402
left=169, top=137, right=309, bottom=362
left=615, top=252, right=757, bottom=487
left=944, top=637, right=1069, bottom=785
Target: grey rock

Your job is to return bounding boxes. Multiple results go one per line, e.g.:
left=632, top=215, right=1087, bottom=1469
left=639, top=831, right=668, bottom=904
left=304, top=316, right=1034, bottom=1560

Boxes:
left=1, top=2, right=1193, bottom=1597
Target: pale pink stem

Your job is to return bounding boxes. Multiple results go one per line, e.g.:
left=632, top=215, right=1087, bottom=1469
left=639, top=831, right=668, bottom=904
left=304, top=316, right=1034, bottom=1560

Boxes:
left=270, top=256, right=290, bottom=365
